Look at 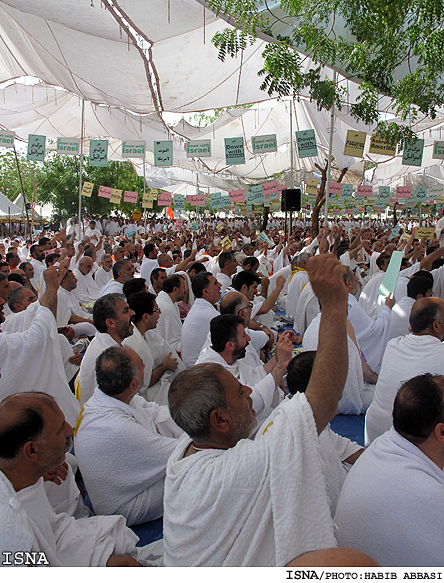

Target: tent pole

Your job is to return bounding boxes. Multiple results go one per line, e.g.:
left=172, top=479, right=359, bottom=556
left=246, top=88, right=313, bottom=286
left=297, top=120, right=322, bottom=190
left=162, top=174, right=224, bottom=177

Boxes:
left=78, top=99, right=85, bottom=237
left=13, top=146, right=31, bottom=236
left=324, top=70, right=337, bottom=223
left=288, top=98, right=295, bottom=237
left=143, top=153, right=147, bottom=231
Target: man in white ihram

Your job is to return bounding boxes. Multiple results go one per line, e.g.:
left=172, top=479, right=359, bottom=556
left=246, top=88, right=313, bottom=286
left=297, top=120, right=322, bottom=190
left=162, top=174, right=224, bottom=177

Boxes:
left=75, top=346, right=183, bottom=526
left=196, top=314, right=292, bottom=428
left=335, top=373, right=444, bottom=567
left=364, top=296, right=444, bottom=445
left=77, top=293, right=134, bottom=404
left=163, top=253, right=349, bottom=566
left=0, top=392, right=162, bottom=566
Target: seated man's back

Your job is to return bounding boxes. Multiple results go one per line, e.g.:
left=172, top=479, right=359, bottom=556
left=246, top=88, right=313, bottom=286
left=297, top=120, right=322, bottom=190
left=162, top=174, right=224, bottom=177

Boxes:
left=75, top=346, right=183, bottom=526
left=336, top=373, right=444, bottom=567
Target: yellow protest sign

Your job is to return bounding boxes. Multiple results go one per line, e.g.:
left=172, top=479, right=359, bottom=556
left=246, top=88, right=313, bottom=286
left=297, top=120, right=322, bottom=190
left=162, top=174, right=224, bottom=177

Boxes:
left=109, top=189, right=122, bottom=204
left=132, top=210, right=142, bottom=221
left=343, top=130, right=367, bottom=158
left=142, top=198, right=153, bottom=209
left=221, top=236, right=232, bottom=249
left=306, top=178, right=318, bottom=195
left=414, top=227, right=435, bottom=240
left=368, top=135, right=396, bottom=156
left=81, top=182, right=94, bottom=197
left=142, top=192, right=155, bottom=205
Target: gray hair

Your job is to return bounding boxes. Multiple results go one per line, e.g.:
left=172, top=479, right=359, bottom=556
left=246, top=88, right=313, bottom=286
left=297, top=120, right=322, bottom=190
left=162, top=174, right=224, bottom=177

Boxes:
left=168, top=364, right=227, bottom=440
left=296, top=252, right=310, bottom=267
left=6, top=286, right=25, bottom=311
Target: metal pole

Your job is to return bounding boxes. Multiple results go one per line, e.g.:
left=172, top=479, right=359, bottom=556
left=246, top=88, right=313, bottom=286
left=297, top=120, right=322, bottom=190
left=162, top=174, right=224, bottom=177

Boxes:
left=78, top=99, right=85, bottom=237
left=143, top=152, right=147, bottom=231
left=289, top=99, right=295, bottom=237
left=324, top=70, right=337, bottom=222
left=13, top=146, right=31, bottom=235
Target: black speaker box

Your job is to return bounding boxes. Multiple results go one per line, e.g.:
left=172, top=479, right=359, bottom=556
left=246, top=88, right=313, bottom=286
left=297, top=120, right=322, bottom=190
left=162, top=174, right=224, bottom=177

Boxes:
left=281, top=188, right=301, bottom=212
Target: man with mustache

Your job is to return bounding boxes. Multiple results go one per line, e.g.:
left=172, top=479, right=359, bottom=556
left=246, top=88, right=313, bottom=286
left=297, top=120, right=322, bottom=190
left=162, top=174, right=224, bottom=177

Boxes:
left=0, top=392, right=157, bottom=566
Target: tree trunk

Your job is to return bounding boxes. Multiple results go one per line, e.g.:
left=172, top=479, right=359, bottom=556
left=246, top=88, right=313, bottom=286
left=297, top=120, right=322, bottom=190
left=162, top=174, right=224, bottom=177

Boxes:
left=310, top=163, right=348, bottom=237
left=261, top=206, right=270, bottom=231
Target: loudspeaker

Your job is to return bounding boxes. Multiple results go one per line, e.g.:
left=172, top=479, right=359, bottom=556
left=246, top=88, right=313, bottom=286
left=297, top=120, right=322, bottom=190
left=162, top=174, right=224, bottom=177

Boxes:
left=281, top=188, right=301, bottom=212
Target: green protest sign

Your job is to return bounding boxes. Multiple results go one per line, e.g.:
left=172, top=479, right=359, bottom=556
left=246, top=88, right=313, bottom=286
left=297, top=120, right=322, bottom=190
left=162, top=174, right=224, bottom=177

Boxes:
left=295, top=129, right=318, bottom=158
left=27, top=134, right=46, bottom=162
left=225, top=137, right=245, bottom=165
left=251, top=134, right=277, bottom=154
left=154, top=141, right=173, bottom=167
left=89, top=139, right=108, bottom=167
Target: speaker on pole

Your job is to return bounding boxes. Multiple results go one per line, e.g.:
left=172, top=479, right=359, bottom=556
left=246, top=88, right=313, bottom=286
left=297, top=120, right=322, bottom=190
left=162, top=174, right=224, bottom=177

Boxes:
left=281, top=188, right=301, bottom=212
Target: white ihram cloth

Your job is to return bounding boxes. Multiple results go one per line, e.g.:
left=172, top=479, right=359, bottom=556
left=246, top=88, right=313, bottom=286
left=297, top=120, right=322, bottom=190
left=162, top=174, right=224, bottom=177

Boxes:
left=29, top=258, right=45, bottom=288
left=140, top=257, right=159, bottom=283
left=285, top=269, right=309, bottom=319
left=56, top=287, right=96, bottom=337
left=141, top=328, right=185, bottom=405
left=435, top=215, right=444, bottom=246
left=364, top=334, right=444, bottom=445
left=303, top=314, right=374, bottom=414
left=181, top=298, right=219, bottom=367
left=388, top=296, right=415, bottom=340
left=122, top=326, right=154, bottom=392
left=216, top=272, right=232, bottom=294
left=72, top=268, right=101, bottom=304
left=163, top=393, right=336, bottom=566
left=431, top=263, right=444, bottom=301
left=1, top=300, right=40, bottom=333
left=7, top=474, right=161, bottom=566
left=359, top=263, right=420, bottom=320
left=346, top=294, right=391, bottom=373
left=0, top=470, right=33, bottom=565
left=267, top=265, right=292, bottom=310
left=318, top=426, right=362, bottom=515
left=294, top=282, right=320, bottom=334
left=75, top=388, right=182, bottom=525
left=98, top=279, right=123, bottom=298
left=156, top=290, right=182, bottom=352
left=357, top=271, right=385, bottom=319
left=94, top=265, right=113, bottom=289
left=335, top=428, right=444, bottom=567
left=77, top=332, right=119, bottom=404
left=196, top=346, right=280, bottom=428
left=176, top=270, right=194, bottom=307
left=0, top=304, right=80, bottom=427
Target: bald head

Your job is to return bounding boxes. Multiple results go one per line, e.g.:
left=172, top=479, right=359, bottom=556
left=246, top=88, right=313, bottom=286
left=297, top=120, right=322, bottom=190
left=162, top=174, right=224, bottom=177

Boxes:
left=158, top=253, right=173, bottom=268
left=409, top=297, right=444, bottom=338
left=220, top=291, right=252, bottom=326
left=0, top=393, right=57, bottom=461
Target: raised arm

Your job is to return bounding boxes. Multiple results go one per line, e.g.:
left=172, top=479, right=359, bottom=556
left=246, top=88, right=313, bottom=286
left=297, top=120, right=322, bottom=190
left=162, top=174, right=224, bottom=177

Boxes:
left=39, top=260, right=69, bottom=319
left=305, top=254, right=348, bottom=434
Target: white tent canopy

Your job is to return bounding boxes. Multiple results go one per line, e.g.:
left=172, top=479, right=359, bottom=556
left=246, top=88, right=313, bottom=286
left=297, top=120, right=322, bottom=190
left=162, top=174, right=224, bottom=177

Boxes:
left=0, top=0, right=444, bottom=195
left=0, top=191, right=21, bottom=215
left=0, top=0, right=270, bottom=113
